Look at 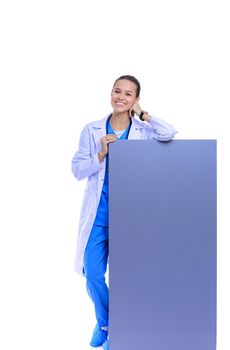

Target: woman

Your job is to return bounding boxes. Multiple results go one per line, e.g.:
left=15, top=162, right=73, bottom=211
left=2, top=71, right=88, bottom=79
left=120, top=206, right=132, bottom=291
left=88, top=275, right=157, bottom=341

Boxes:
left=71, top=75, right=177, bottom=350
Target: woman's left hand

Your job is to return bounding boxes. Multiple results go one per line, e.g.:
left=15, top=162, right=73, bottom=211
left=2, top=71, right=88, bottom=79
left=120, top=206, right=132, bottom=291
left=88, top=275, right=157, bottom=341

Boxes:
left=129, top=101, right=142, bottom=117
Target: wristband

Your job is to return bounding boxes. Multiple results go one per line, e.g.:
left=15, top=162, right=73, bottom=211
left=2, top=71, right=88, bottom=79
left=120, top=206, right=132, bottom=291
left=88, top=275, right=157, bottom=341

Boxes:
left=139, top=111, right=145, bottom=121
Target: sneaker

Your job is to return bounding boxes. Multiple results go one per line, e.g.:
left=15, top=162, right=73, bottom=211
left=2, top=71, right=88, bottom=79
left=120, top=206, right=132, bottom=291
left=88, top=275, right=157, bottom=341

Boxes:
left=103, top=339, right=109, bottom=350
left=90, top=324, right=108, bottom=347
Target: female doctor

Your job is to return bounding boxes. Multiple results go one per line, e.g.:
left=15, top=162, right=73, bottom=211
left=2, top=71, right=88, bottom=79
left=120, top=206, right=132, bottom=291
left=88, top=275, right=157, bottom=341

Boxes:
left=71, top=75, right=177, bottom=350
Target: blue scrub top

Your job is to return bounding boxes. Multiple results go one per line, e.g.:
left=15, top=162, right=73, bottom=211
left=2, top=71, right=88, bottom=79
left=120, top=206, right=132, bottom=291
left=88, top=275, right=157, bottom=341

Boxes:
left=94, top=115, right=132, bottom=227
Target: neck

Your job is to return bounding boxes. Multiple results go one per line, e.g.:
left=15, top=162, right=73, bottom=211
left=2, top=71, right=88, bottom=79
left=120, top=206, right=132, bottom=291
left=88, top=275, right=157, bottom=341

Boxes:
left=110, top=111, right=131, bottom=130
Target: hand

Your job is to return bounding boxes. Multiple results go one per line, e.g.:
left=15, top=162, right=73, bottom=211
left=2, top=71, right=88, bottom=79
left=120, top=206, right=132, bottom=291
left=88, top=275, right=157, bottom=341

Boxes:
left=98, top=134, right=117, bottom=161
left=129, top=101, right=142, bottom=117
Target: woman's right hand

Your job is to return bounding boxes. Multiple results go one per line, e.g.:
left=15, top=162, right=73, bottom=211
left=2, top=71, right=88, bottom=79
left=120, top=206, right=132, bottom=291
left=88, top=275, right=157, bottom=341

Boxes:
left=98, top=134, right=117, bottom=162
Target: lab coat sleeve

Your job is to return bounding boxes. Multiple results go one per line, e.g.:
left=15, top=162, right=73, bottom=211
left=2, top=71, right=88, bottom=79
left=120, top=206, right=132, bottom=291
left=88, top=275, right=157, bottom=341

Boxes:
left=72, top=125, right=104, bottom=181
left=143, top=115, right=178, bottom=141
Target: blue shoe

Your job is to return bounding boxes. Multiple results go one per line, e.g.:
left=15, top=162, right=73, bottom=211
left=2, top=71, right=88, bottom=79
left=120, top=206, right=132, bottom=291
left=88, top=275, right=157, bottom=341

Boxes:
left=90, top=324, right=108, bottom=347
left=103, top=339, right=109, bottom=350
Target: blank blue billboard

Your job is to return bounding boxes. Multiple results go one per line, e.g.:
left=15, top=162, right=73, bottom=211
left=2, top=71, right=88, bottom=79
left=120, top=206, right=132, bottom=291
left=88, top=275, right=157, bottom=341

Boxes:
left=109, top=140, right=216, bottom=350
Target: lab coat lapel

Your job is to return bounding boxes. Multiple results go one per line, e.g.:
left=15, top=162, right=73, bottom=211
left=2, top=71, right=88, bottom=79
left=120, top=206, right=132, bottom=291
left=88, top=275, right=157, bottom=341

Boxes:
left=92, top=116, right=108, bottom=152
left=91, top=115, right=143, bottom=206
left=92, top=115, right=143, bottom=149
left=91, top=116, right=108, bottom=205
left=128, top=117, right=143, bottom=139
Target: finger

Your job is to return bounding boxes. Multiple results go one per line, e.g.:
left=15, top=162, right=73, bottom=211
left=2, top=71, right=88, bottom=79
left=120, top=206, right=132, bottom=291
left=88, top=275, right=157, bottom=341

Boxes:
left=107, top=137, right=117, bottom=143
left=106, top=135, right=117, bottom=141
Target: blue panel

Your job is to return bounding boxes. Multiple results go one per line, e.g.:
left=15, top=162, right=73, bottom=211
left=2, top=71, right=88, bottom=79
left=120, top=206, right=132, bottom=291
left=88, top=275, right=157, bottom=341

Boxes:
left=109, top=140, right=216, bottom=350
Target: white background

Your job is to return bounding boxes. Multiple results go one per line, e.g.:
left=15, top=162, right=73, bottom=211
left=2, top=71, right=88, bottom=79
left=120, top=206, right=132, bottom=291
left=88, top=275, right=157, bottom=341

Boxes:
left=0, top=1, right=229, bottom=349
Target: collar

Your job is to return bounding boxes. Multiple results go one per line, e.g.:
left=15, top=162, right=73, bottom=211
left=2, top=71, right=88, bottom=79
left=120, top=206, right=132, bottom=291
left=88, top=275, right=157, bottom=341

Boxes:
left=91, top=114, right=144, bottom=151
left=91, top=113, right=143, bottom=130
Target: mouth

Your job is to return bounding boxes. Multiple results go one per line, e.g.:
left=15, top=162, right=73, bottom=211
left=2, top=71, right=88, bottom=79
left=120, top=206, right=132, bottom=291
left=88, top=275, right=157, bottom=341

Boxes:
left=115, top=101, right=126, bottom=106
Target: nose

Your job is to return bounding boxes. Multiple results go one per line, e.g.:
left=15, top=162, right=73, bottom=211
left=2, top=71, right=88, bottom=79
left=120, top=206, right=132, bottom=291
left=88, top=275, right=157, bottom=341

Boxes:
left=117, top=92, right=125, bottom=100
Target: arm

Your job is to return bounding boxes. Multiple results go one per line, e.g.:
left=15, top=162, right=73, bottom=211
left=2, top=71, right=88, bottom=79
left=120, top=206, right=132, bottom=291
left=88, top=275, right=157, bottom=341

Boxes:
left=71, top=125, right=104, bottom=181
left=142, top=112, right=178, bottom=141
left=131, top=102, right=178, bottom=141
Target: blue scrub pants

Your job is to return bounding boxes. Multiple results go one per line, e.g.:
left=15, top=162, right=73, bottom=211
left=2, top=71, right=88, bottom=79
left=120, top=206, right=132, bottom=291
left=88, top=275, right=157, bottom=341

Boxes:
left=83, top=222, right=109, bottom=328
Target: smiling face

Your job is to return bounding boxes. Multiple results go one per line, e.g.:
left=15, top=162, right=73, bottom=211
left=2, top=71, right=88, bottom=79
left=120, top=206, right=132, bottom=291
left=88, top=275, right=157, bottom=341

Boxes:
left=111, top=79, right=139, bottom=114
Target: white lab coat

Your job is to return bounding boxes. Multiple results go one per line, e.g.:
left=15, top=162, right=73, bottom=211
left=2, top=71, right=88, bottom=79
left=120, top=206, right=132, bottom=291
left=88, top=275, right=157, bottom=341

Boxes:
left=72, top=114, right=177, bottom=276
